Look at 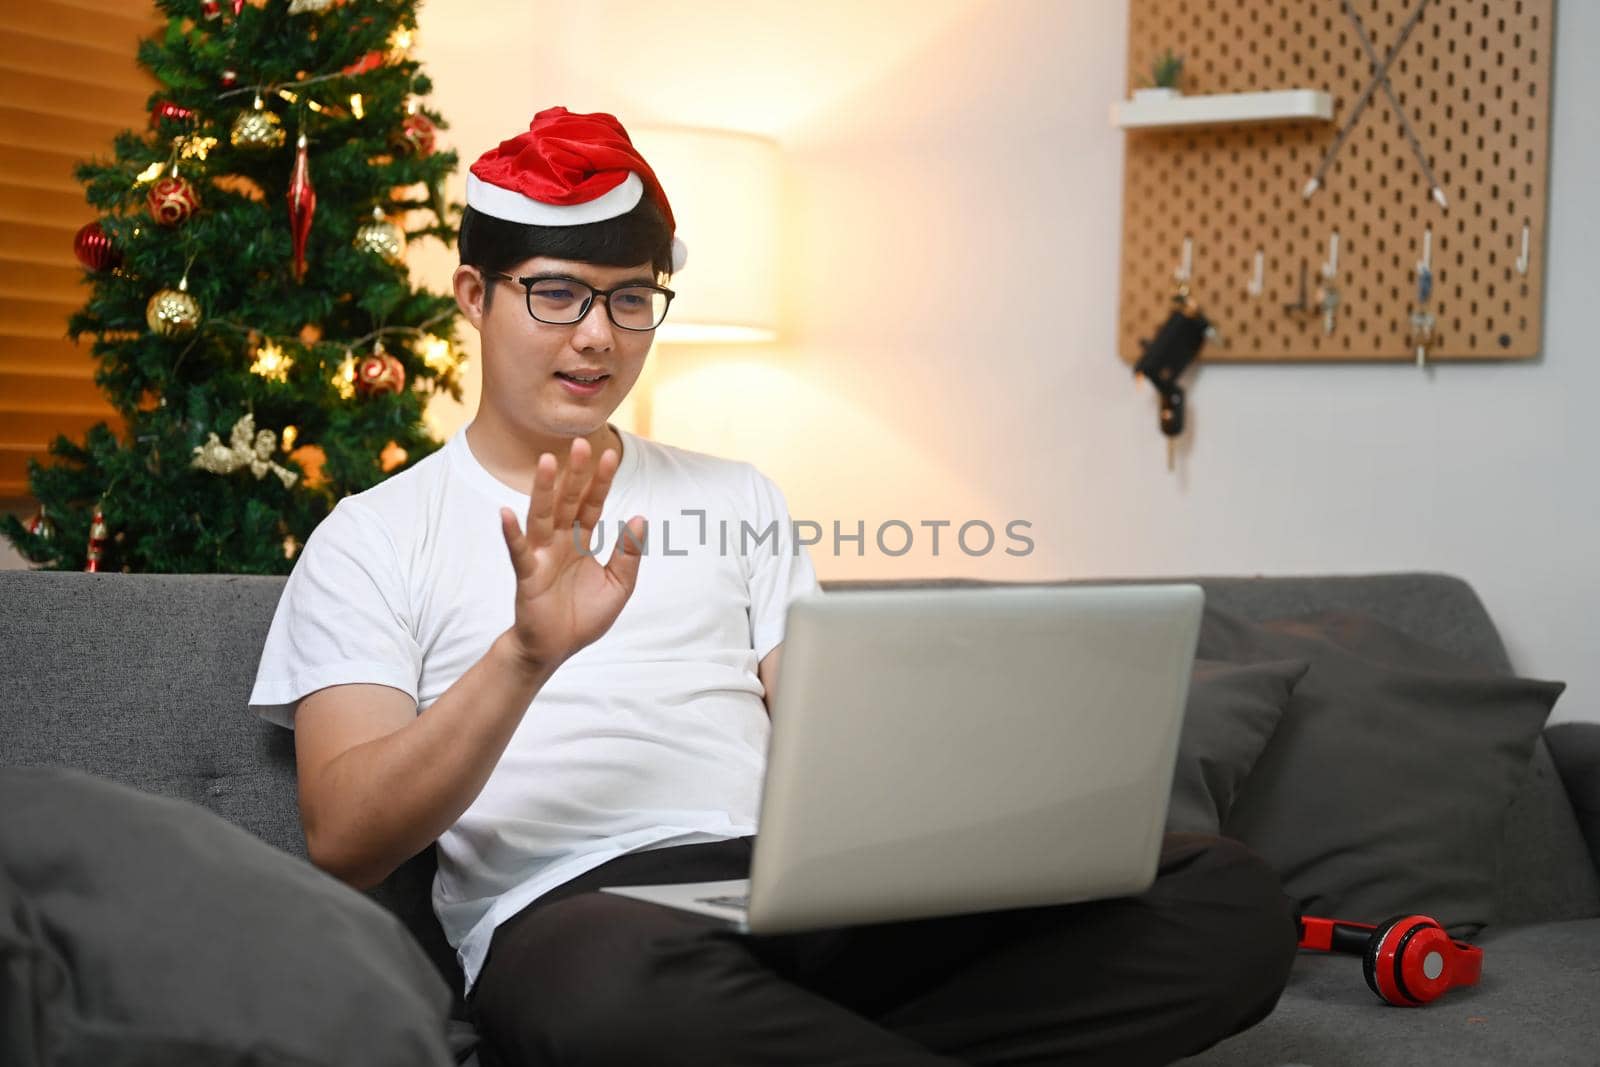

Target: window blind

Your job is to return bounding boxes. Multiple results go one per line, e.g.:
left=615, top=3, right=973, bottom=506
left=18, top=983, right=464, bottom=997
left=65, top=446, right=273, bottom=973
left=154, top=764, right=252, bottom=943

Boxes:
left=0, top=1, right=159, bottom=498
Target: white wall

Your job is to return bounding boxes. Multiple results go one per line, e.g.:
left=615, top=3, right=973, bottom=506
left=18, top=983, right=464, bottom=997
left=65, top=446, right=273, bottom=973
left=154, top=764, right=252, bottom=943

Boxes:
left=409, top=1, right=1596, bottom=722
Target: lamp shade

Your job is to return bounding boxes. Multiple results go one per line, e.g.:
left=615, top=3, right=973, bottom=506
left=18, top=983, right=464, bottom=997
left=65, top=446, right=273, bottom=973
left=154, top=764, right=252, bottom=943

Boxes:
left=631, top=126, right=780, bottom=343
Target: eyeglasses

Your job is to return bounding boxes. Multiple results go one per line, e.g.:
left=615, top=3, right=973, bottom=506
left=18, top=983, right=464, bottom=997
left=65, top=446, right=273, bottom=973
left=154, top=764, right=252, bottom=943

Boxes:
left=483, top=271, right=676, bottom=332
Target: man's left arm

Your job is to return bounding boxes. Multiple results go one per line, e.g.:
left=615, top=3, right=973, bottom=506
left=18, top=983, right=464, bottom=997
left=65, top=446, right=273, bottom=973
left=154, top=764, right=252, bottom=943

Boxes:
left=758, top=644, right=782, bottom=716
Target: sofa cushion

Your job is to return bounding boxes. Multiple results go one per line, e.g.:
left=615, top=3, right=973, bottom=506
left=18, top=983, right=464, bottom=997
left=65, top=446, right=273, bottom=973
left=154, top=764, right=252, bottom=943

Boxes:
left=1166, top=658, right=1308, bottom=834
left=0, top=767, right=454, bottom=1067
left=1545, top=723, right=1600, bottom=879
left=1203, top=607, right=1565, bottom=937
left=1491, top=735, right=1600, bottom=927
left=1177, top=917, right=1600, bottom=1066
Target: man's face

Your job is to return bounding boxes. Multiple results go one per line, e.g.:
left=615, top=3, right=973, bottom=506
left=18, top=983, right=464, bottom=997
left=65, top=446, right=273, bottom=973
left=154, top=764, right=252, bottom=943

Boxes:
left=460, top=256, right=658, bottom=441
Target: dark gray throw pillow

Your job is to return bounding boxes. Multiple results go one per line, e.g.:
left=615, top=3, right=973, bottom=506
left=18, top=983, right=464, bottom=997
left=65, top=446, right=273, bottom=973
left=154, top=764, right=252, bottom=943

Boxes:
left=1165, top=658, right=1310, bottom=834
left=1200, top=606, right=1566, bottom=937
left=0, top=767, right=453, bottom=1067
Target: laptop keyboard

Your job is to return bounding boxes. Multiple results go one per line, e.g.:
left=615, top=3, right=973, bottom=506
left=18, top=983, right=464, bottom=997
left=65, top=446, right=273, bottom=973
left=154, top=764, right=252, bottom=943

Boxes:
left=695, top=894, right=750, bottom=911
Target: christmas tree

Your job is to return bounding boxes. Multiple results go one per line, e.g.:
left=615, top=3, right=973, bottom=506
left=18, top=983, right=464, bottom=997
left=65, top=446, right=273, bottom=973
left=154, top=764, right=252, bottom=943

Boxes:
left=1, top=0, right=464, bottom=574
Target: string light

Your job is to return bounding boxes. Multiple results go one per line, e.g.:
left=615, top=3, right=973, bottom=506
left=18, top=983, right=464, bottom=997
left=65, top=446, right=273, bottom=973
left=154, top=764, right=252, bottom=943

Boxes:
left=332, top=350, right=358, bottom=399
left=418, top=333, right=455, bottom=373
left=177, top=134, right=218, bottom=161
left=280, top=424, right=299, bottom=451
left=349, top=93, right=364, bottom=120
left=250, top=340, right=293, bottom=383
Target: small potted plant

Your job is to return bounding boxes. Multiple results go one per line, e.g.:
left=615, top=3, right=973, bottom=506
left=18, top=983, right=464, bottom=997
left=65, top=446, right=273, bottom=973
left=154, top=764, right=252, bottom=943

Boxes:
left=1135, top=49, right=1183, bottom=101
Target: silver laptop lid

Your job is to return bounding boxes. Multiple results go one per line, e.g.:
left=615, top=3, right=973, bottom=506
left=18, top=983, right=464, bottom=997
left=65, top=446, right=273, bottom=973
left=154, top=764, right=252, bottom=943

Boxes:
left=747, top=583, right=1204, bottom=934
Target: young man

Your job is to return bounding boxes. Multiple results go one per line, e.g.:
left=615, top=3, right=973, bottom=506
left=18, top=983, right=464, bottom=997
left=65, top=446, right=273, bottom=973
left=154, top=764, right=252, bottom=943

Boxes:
left=250, top=107, right=1297, bottom=1066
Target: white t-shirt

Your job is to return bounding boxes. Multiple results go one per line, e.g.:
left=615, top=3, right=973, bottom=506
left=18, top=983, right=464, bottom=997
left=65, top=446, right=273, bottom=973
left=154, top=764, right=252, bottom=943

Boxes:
left=247, top=423, right=819, bottom=992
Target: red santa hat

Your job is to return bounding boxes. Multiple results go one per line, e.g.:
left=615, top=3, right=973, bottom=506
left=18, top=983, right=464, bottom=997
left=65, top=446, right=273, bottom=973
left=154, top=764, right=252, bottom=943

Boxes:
left=466, top=106, right=687, bottom=272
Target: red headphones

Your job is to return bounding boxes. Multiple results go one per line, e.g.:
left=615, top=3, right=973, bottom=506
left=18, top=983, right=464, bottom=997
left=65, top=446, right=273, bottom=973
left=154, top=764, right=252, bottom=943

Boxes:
left=1298, top=915, right=1483, bottom=1007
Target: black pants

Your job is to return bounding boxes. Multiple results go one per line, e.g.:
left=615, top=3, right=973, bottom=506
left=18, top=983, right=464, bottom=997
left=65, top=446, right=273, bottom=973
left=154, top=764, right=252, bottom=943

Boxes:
left=469, top=833, right=1296, bottom=1067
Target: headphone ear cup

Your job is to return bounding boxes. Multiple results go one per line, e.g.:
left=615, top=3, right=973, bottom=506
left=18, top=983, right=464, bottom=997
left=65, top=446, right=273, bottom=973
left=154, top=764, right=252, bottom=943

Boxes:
left=1362, top=916, right=1406, bottom=1001
left=1363, top=914, right=1442, bottom=1006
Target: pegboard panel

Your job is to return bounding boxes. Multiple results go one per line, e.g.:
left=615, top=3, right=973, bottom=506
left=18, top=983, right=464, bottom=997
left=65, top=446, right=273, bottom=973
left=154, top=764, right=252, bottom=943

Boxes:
left=1117, top=0, right=1553, bottom=363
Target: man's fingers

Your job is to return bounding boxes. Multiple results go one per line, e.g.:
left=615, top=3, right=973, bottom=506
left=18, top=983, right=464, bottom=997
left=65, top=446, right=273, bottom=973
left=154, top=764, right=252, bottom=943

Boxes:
left=604, top=515, right=647, bottom=592
left=499, top=507, right=537, bottom=583
left=554, top=436, right=591, bottom=532
left=574, top=447, right=620, bottom=538
left=525, top=453, right=558, bottom=546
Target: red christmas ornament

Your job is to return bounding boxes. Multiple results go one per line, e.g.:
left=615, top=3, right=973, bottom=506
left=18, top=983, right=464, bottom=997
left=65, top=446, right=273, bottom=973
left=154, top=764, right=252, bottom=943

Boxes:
left=220, top=68, right=238, bottom=88
left=393, top=112, right=436, bottom=157
left=286, top=132, right=316, bottom=281
left=202, top=0, right=220, bottom=17
left=150, top=100, right=195, bottom=126
left=341, top=50, right=384, bottom=76
left=147, top=175, right=200, bottom=226
left=233, top=0, right=245, bottom=13
left=72, top=220, right=121, bottom=272
left=24, top=504, right=56, bottom=542
left=85, top=504, right=108, bottom=573
left=355, top=350, right=406, bottom=396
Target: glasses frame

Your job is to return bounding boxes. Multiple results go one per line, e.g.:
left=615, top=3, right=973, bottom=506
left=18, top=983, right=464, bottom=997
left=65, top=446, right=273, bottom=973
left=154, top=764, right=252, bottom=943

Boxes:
left=482, top=270, right=676, bottom=332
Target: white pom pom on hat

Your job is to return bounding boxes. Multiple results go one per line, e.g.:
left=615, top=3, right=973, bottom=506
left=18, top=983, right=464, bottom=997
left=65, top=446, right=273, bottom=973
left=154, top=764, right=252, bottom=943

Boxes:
left=466, top=106, right=687, bottom=272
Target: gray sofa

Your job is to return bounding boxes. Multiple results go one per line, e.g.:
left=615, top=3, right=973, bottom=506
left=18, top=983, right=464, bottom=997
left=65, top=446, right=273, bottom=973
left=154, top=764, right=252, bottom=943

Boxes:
left=2, top=569, right=1598, bottom=1066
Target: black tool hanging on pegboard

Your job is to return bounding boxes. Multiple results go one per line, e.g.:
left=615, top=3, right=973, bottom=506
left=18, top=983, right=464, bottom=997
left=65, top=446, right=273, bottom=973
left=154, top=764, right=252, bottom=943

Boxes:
left=1135, top=247, right=1213, bottom=470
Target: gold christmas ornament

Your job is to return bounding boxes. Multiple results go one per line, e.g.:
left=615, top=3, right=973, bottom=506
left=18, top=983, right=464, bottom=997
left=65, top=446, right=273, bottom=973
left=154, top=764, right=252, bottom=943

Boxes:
left=190, top=413, right=299, bottom=489
left=146, top=278, right=201, bottom=337
left=231, top=97, right=286, bottom=151
left=352, top=206, right=406, bottom=265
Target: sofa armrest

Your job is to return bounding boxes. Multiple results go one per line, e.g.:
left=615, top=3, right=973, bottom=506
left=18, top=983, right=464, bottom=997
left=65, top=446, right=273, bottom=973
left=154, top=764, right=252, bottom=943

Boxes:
left=1546, top=723, right=1600, bottom=878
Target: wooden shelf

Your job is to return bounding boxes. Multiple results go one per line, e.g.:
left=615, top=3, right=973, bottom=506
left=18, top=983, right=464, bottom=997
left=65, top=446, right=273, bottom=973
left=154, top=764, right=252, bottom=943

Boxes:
left=1110, top=89, right=1333, bottom=130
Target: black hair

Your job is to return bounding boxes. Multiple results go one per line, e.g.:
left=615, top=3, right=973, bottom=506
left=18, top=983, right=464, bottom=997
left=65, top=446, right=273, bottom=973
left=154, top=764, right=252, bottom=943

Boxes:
left=458, top=198, right=674, bottom=309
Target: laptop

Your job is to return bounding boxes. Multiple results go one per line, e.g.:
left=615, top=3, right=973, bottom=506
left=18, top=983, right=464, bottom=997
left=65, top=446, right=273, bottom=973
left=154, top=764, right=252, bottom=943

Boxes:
left=601, top=583, right=1204, bottom=934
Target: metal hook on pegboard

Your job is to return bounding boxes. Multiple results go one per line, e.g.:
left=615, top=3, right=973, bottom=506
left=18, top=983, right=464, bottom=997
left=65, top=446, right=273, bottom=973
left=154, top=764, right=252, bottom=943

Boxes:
left=1316, top=233, right=1341, bottom=336
left=1411, top=226, right=1436, bottom=367
left=1174, top=236, right=1193, bottom=291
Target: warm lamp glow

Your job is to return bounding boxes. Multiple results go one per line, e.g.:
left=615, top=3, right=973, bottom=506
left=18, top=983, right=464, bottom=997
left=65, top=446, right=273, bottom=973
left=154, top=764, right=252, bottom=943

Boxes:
left=631, top=126, right=781, bottom=344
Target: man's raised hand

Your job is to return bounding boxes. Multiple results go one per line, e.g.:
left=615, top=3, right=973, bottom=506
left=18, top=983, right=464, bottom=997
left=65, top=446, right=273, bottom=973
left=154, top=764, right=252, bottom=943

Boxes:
left=497, top=436, right=646, bottom=674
